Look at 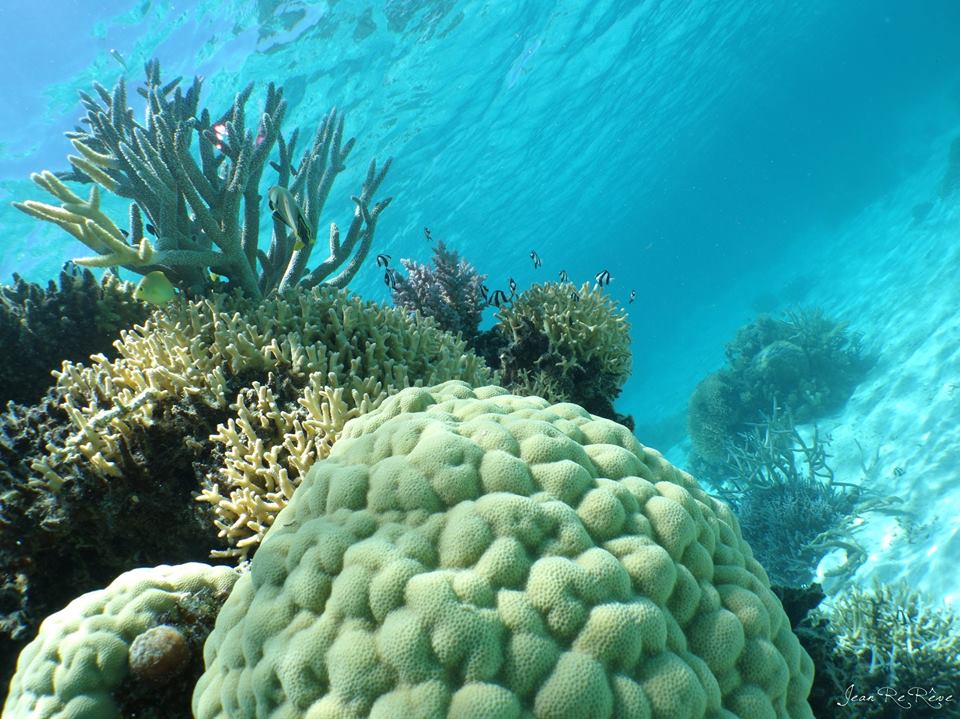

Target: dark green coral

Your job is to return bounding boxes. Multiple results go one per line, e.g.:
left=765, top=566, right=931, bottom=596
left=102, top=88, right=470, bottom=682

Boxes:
left=0, top=267, right=147, bottom=406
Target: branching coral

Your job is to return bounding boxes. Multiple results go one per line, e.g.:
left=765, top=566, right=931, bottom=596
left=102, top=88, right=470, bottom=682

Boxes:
left=0, top=286, right=495, bottom=692
left=390, top=239, right=487, bottom=345
left=0, top=267, right=147, bottom=405
left=13, top=59, right=391, bottom=299
left=721, top=406, right=902, bottom=588
left=34, top=286, right=495, bottom=556
left=803, top=580, right=960, bottom=719
left=494, top=281, right=632, bottom=422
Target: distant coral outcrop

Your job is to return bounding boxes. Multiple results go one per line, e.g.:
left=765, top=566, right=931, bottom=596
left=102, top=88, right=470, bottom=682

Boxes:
left=688, top=308, right=868, bottom=467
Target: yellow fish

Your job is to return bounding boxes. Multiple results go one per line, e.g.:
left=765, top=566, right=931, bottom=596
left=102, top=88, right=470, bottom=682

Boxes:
left=268, top=186, right=313, bottom=251
left=133, top=270, right=176, bottom=305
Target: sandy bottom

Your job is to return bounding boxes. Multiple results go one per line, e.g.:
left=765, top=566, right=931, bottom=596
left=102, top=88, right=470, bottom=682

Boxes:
left=654, top=135, right=960, bottom=607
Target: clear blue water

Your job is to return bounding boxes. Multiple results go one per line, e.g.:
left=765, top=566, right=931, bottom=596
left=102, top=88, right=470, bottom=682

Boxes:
left=2, top=0, right=960, bottom=435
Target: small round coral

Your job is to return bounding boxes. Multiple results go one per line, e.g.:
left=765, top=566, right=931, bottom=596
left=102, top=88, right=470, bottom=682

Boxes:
left=495, top=281, right=631, bottom=418
left=3, top=563, right=238, bottom=719
left=193, top=381, right=814, bottom=719
left=128, top=625, right=191, bottom=687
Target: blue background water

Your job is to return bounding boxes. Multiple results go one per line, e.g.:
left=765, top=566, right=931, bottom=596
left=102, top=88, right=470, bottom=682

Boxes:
left=2, top=0, right=959, bottom=445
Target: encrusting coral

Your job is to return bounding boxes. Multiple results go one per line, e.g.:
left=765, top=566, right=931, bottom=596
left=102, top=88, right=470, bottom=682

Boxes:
left=390, top=239, right=488, bottom=347
left=494, top=281, right=633, bottom=425
left=14, top=59, right=391, bottom=299
left=193, top=381, right=814, bottom=719
left=2, top=563, right=238, bottom=719
left=0, top=267, right=147, bottom=405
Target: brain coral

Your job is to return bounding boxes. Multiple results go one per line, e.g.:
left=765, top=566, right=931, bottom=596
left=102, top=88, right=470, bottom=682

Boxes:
left=193, top=382, right=814, bottom=719
left=4, top=563, right=238, bottom=719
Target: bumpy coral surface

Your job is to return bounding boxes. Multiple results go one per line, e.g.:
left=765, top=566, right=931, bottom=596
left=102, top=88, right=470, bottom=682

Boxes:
left=194, top=382, right=813, bottom=718
left=3, top=563, right=238, bottom=719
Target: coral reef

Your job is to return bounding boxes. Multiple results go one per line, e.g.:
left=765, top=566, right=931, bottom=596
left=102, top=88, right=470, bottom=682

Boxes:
left=14, top=60, right=391, bottom=299
left=3, top=563, right=238, bottom=719
left=0, top=388, right=221, bottom=696
left=0, top=267, right=147, bottom=405
left=800, top=581, right=960, bottom=719
left=720, top=406, right=900, bottom=588
left=0, top=286, right=494, bottom=677
left=193, top=382, right=814, bottom=718
left=493, top=281, right=632, bottom=424
left=390, top=239, right=487, bottom=346
left=688, top=308, right=868, bottom=466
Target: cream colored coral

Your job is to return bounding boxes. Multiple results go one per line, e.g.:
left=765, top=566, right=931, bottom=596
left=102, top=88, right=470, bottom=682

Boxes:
left=37, top=287, right=494, bottom=514
left=199, top=373, right=388, bottom=558
left=3, top=563, right=238, bottom=719
left=193, top=382, right=814, bottom=719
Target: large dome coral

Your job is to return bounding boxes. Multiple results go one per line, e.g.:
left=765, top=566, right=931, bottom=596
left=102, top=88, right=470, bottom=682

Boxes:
left=193, top=382, right=814, bottom=719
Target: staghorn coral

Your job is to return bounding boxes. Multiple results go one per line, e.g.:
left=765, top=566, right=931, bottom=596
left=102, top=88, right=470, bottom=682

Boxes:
left=390, top=239, right=487, bottom=345
left=3, top=563, right=238, bottom=719
left=193, top=382, right=814, bottom=718
left=801, top=580, right=960, bottom=719
left=721, top=406, right=901, bottom=588
left=0, top=267, right=147, bottom=405
left=494, top=281, right=632, bottom=423
left=14, top=59, right=391, bottom=299
left=688, top=308, right=868, bottom=468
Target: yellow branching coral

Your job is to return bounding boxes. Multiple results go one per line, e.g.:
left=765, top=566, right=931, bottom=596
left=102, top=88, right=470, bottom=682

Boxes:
left=199, top=374, right=387, bottom=558
left=40, top=286, right=496, bottom=558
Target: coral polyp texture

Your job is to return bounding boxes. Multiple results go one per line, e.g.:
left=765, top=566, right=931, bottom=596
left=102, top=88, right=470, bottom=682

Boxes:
left=3, top=563, right=238, bottom=719
left=13, top=59, right=391, bottom=299
left=495, top=281, right=632, bottom=422
left=193, top=382, right=814, bottom=719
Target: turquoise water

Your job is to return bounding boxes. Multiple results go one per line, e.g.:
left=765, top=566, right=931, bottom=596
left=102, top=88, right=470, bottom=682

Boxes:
left=2, top=0, right=959, bottom=430
left=5, top=3, right=960, bottom=715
